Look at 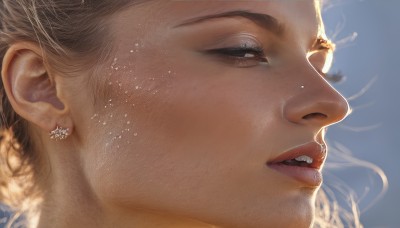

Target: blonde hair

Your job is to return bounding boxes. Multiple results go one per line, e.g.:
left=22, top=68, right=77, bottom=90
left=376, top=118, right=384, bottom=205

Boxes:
left=0, top=0, right=141, bottom=226
left=0, top=0, right=383, bottom=227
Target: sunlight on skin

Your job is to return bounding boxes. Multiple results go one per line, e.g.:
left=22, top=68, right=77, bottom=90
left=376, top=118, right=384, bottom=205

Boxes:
left=1, top=1, right=349, bottom=227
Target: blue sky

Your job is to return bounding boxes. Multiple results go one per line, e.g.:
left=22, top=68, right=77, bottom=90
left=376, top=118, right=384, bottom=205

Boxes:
left=324, top=0, right=400, bottom=227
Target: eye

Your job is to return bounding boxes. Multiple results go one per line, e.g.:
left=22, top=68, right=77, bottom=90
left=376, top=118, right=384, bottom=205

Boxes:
left=205, top=45, right=269, bottom=68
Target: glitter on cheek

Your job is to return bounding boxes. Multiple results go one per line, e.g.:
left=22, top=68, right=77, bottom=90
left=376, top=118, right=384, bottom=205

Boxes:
left=110, top=57, right=118, bottom=70
left=90, top=113, right=99, bottom=120
left=98, top=46, right=171, bottom=151
left=89, top=104, right=138, bottom=150
left=90, top=84, right=138, bottom=150
left=86, top=53, right=143, bottom=152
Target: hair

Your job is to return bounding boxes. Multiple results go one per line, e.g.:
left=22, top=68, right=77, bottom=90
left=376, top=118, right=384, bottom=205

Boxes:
left=0, top=0, right=381, bottom=228
left=0, top=0, right=143, bottom=227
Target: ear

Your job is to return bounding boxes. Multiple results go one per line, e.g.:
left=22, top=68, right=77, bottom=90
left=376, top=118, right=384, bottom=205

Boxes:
left=1, top=42, right=73, bottom=135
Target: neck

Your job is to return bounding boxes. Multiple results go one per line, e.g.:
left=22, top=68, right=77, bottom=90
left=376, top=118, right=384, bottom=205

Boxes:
left=37, top=151, right=103, bottom=228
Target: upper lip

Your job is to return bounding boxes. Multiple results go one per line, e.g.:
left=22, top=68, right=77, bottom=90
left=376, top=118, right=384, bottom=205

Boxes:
left=267, top=141, right=327, bottom=169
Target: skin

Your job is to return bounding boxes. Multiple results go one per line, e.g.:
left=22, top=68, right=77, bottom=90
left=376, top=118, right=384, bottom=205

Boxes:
left=1, top=0, right=349, bottom=227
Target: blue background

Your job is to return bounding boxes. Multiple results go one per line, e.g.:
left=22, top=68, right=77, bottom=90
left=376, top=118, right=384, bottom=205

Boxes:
left=324, top=0, right=399, bottom=227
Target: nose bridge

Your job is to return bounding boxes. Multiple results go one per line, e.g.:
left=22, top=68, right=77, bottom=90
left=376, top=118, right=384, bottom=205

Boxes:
left=283, top=62, right=350, bottom=127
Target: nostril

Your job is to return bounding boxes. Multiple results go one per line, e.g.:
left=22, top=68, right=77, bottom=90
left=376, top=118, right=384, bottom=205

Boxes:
left=302, top=113, right=327, bottom=120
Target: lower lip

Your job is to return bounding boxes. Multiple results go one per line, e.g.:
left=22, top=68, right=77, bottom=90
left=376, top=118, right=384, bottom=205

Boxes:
left=267, top=163, right=322, bottom=187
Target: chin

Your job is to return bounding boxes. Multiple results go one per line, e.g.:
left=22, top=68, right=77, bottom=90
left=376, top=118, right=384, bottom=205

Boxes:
left=213, top=215, right=314, bottom=228
left=207, top=201, right=315, bottom=228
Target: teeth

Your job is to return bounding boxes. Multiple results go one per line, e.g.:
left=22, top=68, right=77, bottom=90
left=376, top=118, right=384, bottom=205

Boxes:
left=294, top=155, right=313, bottom=164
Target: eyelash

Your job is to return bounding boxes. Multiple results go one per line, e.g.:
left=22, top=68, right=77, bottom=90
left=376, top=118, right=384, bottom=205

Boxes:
left=206, top=46, right=268, bottom=67
left=205, top=46, right=344, bottom=82
left=324, top=71, right=345, bottom=83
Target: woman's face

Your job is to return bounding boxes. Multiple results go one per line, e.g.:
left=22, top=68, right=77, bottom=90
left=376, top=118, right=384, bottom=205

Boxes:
left=69, top=0, right=349, bottom=227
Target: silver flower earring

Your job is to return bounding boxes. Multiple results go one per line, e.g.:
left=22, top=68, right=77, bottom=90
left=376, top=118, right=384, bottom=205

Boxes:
left=49, top=126, right=70, bottom=140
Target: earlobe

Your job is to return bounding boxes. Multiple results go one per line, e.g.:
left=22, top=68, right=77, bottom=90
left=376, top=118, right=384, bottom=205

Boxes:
left=1, top=42, right=72, bottom=134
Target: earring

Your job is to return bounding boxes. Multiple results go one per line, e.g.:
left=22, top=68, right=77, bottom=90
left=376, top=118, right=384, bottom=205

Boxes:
left=49, top=126, right=70, bottom=140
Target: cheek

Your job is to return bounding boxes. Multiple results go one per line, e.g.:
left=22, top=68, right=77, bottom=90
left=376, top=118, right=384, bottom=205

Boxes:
left=89, top=63, right=233, bottom=160
left=83, top=46, right=294, bottom=223
left=82, top=49, right=189, bottom=201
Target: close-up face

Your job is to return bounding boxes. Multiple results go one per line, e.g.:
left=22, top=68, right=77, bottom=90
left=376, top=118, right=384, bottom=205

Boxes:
left=59, top=0, right=349, bottom=227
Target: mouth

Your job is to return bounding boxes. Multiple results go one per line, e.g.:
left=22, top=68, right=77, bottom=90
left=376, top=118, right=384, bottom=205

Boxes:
left=266, top=142, right=327, bottom=187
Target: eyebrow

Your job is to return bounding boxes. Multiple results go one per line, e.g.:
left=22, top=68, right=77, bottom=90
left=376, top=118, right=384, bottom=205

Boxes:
left=174, top=10, right=335, bottom=53
left=173, top=10, right=285, bottom=37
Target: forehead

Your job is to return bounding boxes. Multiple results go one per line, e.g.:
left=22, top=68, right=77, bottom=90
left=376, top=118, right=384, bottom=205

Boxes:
left=144, top=0, right=322, bottom=40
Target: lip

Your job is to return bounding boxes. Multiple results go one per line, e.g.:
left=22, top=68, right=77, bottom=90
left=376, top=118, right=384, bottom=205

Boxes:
left=266, top=142, right=327, bottom=187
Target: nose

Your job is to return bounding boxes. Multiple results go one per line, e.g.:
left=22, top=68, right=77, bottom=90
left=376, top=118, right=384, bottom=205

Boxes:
left=283, top=67, right=350, bottom=127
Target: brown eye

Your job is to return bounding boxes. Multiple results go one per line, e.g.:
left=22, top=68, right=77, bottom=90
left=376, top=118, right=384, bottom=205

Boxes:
left=206, top=46, right=269, bottom=68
